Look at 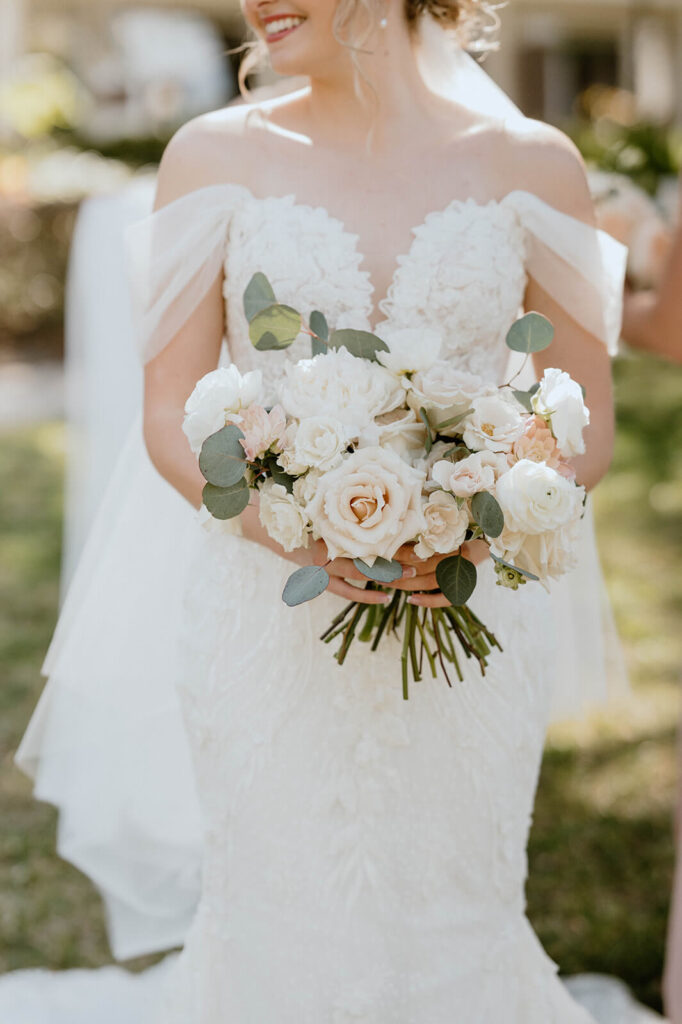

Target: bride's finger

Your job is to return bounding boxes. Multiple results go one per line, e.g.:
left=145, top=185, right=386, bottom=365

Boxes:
left=390, top=572, right=438, bottom=592
left=326, top=578, right=391, bottom=605
left=406, top=591, right=452, bottom=608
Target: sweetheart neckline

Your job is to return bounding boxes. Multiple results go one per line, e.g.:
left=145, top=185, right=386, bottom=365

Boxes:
left=219, top=182, right=519, bottom=333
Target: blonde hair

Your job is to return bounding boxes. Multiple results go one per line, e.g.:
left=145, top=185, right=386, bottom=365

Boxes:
left=237, top=0, right=501, bottom=97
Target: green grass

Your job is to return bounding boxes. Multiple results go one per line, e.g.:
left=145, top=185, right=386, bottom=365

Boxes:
left=1, top=352, right=681, bottom=1008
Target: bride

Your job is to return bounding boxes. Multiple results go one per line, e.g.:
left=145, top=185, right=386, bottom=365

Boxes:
left=5, top=0, right=662, bottom=1021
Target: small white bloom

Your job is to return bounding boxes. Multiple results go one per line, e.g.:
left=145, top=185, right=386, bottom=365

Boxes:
left=376, top=326, right=442, bottom=376
left=495, top=459, right=585, bottom=535
left=293, top=470, right=322, bottom=508
left=491, top=519, right=582, bottom=585
left=357, top=407, right=427, bottom=463
left=462, top=392, right=525, bottom=454
left=431, top=451, right=497, bottom=497
left=406, top=362, right=487, bottom=434
left=258, top=480, right=310, bottom=552
left=305, top=445, right=426, bottom=563
left=183, top=365, right=263, bottom=453
left=414, top=491, right=469, bottom=559
left=280, top=347, right=403, bottom=436
left=292, top=416, right=349, bottom=472
left=531, top=367, right=590, bottom=458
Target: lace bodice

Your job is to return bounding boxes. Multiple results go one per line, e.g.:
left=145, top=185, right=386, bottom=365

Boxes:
left=222, top=189, right=528, bottom=398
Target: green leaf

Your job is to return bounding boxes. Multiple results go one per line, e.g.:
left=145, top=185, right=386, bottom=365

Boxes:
left=243, top=272, right=277, bottom=322
left=435, top=554, right=477, bottom=607
left=418, top=407, right=433, bottom=453
left=310, top=311, right=329, bottom=357
left=199, top=424, right=247, bottom=487
left=353, top=557, right=403, bottom=583
left=282, top=565, right=330, bottom=606
left=328, top=328, right=389, bottom=362
left=506, top=312, right=555, bottom=354
left=264, top=456, right=296, bottom=494
left=471, top=490, right=504, bottom=538
left=249, top=304, right=302, bottom=350
left=435, top=409, right=472, bottom=431
left=512, top=389, right=533, bottom=413
left=489, top=552, right=540, bottom=581
left=202, top=478, right=250, bottom=520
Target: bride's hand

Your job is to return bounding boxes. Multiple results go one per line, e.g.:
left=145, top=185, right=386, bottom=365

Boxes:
left=392, top=539, right=490, bottom=609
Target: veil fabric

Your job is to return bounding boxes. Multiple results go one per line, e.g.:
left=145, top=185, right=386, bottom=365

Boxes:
left=16, top=14, right=628, bottom=960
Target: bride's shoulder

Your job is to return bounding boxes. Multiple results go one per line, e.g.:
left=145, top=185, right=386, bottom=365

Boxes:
left=152, top=93, right=303, bottom=210
left=491, top=118, right=595, bottom=223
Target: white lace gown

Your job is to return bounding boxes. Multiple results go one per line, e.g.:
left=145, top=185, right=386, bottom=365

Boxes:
left=2, top=183, right=661, bottom=1023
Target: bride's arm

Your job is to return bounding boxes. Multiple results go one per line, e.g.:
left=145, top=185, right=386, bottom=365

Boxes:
left=520, top=131, right=616, bottom=493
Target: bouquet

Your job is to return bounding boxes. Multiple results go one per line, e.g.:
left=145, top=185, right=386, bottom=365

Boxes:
left=183, top=273, right=589, bottom=698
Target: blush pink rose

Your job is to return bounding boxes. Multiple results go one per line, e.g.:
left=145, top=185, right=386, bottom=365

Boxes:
left=510, top=416, right=562, bottom=469
left=236, top=403, right=287, bottom=461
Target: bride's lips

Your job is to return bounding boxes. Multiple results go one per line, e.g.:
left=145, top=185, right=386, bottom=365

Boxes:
left=261, top=13, right=306, bottom=43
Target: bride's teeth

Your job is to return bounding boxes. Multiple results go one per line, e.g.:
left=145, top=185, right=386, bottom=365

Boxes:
left=266, top=16, right=304, bottom=35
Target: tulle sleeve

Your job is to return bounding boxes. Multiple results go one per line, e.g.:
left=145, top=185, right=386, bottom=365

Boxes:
left=124, top=182, right=250, bottom=363
left=504, top=189, right=628, bottom=354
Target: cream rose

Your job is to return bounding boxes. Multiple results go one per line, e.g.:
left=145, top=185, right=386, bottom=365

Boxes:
left=406, top=362, right=487, bottom=434
left=414, top=491, right=469, bottom=559
left=183, top=365, right=264, bottom=453
left=258, top=480, right=310, bottom=552
left=462, top=392, right=525, bottom=454
left=431, top=452, right=496, bottom=498
left=293, top=470, right=322, bottom=508
left=292, top=416, right=349, bottom=472
left=494, top=459, right=584, bottom=535
left=280, top=347, right=403, bottom=435
left=376, top=326, right=442, bottom=376
left=305, top=445, right=426, bottom=563
left=531, top=368, right=590, bottom=458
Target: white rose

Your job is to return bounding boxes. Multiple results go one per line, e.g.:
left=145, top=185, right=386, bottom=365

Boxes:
left=531, top=367, right=590, bottom=458
left=462, top=392, right=525, bottom=454
left=376, top=326, right=442, bottom=375
left=280, top=347, right=403, bottom=436
left=491, top=519, right=581, bottom=585
left=183, top=365, right=264, bottom=454
left=258, top=480, right=310, bottom=552
left=293, top=470, right=322, bottom=508
left=292, top=416, right=349, bottom=472
left=431, top=451, right=497, bottom=497
left=305, top=445, right=426, bottom=563
left=414, top=491, right=469, bottom=559
left=406, top=362, right=487, bottom=434
left=495, top=459, right=585, bottom=535
left=357, top=407, right=427, bottom=463
left=277, top=422, right=308, bottom=476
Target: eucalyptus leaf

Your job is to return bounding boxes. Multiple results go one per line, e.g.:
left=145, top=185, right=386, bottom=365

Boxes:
left=435, top=408, right=472, bottom=431
left=353, top=557, right=403, bottom=583
left=282, top=565, right=330, bottom=606
left=328, top=328, right=389, bottom=362
left=506, top=312, right=555, bottom=354
left=489, top=552, right=540, bottom=582
left=471, top=490, right=504, bottom=538
left=418, top=407, right=433, bottom=453
left=249, top=304, right=302, bottom=350
left=511, top=389, right=534, bottom=413
left=202, top=478, right=250, bottom=520
left=199, top=424, right=247, bottom=487
left=243, top=272, right=277, bottom=322
left=309, top=310, right=329, bottom=342
left=435, top=555, right=477, bottom=607
left=264, top=456, right=296, bottom=494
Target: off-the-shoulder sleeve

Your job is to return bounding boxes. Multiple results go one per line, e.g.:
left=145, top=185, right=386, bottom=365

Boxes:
left=125, top=182, right=249, bottom=364
left=504, top=189, right=628, bottom=355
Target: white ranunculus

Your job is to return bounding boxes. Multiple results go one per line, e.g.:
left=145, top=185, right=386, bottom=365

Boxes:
left=531, top=367, right=590, bottom=458
left=462, top=392, right=525, bottom=454
left=258, top=480, right=310, bottom=552
left=292, top=416, right=348, bottom=472
left=376, top=326, right=442, bottom=376
left=406, top=362, right=487, bottom=434
left=183, top=365, right=264, bottom=454
left=280, top=347, right=403, bottom=436
left=414, top=491, right=469, bottom=559
left=305, top=445, right=426, bottom=563
left=431, top=452, right=496, bottom=498
left=495, top=459, right=585, bottom=535
left=357, top=407, right=427, bottom=463
left=491, top=519, right=581, bottom=585
left=293, top=470, right=322, bottom=508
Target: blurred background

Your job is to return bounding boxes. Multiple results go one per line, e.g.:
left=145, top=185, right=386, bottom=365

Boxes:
left=1, top=0, right=681, bottom=1014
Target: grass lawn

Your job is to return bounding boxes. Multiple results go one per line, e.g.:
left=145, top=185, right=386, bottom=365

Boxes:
left=0, top=351, right=681, bottom=1009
